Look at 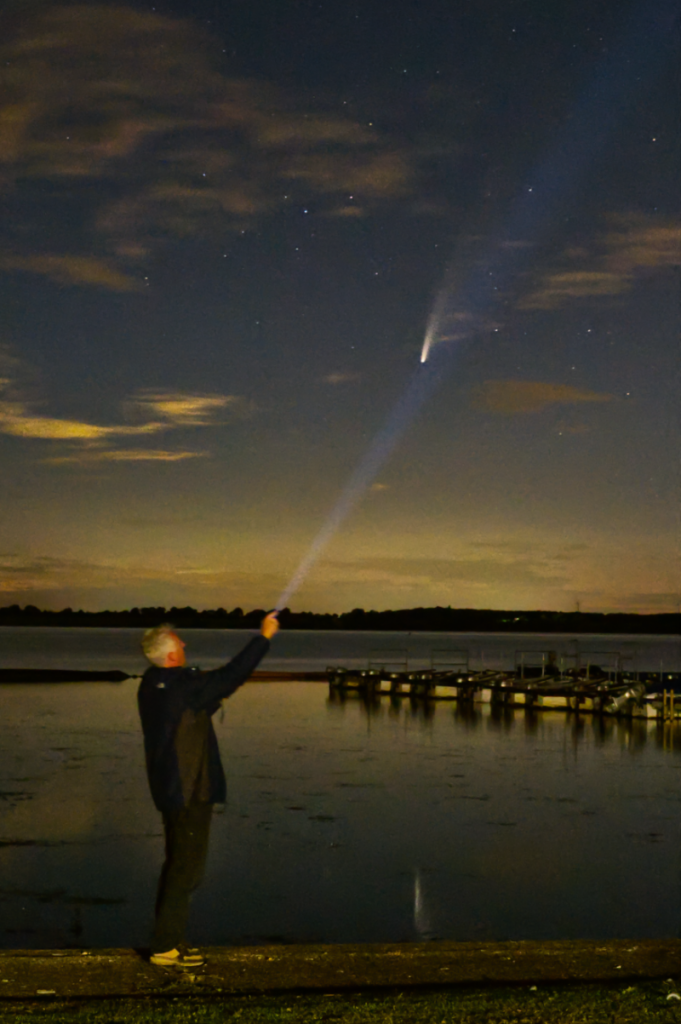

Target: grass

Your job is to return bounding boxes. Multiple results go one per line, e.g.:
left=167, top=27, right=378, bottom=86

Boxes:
left=1, top=983, right=680, bottom=1023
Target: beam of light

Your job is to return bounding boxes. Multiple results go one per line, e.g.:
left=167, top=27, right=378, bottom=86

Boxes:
left=275, top=357, right=443, bottom=610
left=276, top=0, right=675, bottom=610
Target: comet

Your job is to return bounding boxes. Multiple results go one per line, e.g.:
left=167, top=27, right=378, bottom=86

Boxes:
left=420, top=327, right=434, bottom=364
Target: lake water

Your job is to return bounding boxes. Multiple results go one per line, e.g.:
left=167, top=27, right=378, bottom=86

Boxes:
left=1, top=628, right=680, bottom=950
left=1, top=626, right=679, bottom=673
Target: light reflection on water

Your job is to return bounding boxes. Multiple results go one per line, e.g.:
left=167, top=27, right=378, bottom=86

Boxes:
left=1, top=679, right=680, bottom=949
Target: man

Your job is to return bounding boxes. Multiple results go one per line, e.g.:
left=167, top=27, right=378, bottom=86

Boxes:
left=138, top=611, right=279, bottom=968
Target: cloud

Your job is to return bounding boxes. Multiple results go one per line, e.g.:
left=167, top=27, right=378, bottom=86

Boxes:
left=326, top=205, right=367, bottom=218
left=0, top=371, right=241, bottom=463
left=254, top=116, right=375, bottom=148
left=121, top=515, right=206, bottom=527
left=322, top=372, right=362, bottom=385
left=0, top=551, right=286, bottom=607
left=474, top=380, right=615, bottom=414
left=0, top=345, right=29, bottom=391
left=520, top=271, right=627, bottom=309
left=0, top=400, right=165, bottom=440
left=321, top=555, right=568, bottom=590
left=43, top=449, right=206, bottom=464
left=520, top=215, right=681, bottom=311
left=575, top=590, right=681, bottom=614
left=0, top=4, right=422, bottom=284
left=0, top=253, right=143, bottom=292
left=0, top=552, right=178, bottom=593
left=603, top=216, right=681, bottom=273
left=282, top=151, right=412, bottom=198
left=130, top=391, right=252, bottom=425
left=0, top=554, right=114, bottom=592
left=1, top=549, right=567, bottom=604
left=468, top=540, right=589, bottom=558
left=0, top=539, right=675, bottom=614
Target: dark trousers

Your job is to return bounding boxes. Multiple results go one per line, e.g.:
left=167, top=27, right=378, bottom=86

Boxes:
left=151, top=802, right=213, bottom=953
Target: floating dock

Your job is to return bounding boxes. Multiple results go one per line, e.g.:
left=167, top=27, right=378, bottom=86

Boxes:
left=327, top=648, right=681, bottom=719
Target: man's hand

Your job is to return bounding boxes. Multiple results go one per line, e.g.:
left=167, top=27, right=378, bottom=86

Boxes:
left=260, top=611, right=280, bottom=640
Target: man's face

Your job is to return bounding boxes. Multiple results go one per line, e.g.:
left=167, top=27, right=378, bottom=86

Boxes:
left=165, top=632, right=186, bottom=668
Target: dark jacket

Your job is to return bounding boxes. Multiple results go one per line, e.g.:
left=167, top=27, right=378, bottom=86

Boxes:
left=138, top=634, right=269, bottom=814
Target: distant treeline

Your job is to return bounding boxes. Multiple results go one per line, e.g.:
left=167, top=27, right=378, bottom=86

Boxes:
left=0, top=604, right=678, bottom=634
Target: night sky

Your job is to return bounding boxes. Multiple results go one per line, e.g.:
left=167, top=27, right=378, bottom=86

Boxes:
left=1, top=0, right=679, bottom=614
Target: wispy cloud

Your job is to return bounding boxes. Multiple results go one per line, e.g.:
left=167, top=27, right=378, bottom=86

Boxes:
left=0, top=552, right=284, bottom=605
left=469, top=540, right=589, bottom=559
left=0, top=554, right=121, bottom=592
left=0, top=4, right=422, bottom=287
left=0, top=253, right=143, bottom=291
left=0, top=401, right=165, bottom=440
left=0, top=370, right=242, bottom=462
left=0, top=543, right=675, bottom=614
left=520, top=215, right=681, bottom=311
left=474, top=380, right=615, bottom=415
left=43, top=449, right=207, bottom=464
left=130, top=391, right=253, bottom=425
left=603, top=216, right=681, bottom=273
left=322, top=372, right=362, bottom=385
left=0, top=552, right=181, bottom=593
left=253, top=116, right=375, bottom=149
left=587, top=591, right=681, bottom=614
left=325, top=205, right=367, bottom=218
left=282, top=150, right=412, bottom=198
left=321, top=555, right=568, bottom=589
left=520, top=271, right=627, bottom=308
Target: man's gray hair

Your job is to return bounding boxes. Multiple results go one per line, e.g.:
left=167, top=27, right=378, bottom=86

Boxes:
left=141, top=623, right=177, bottom=666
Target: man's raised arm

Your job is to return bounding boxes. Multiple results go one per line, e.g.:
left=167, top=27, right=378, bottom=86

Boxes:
left=189, top=611, right=279, bottom=709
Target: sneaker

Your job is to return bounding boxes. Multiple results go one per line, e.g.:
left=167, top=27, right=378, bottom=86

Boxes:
left=150, top=948, right=205, bottom=968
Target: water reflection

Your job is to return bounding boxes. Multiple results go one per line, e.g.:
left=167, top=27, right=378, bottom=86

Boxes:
left=328, top=684, right=681, bottom=755
left=453, top=701, right=483, bottom=731
left=408, top=695, right=436, bottom=724
left=413, top=868, right=437, bottom=942
left=487, top=703, right=515, bottom=733
left=1, top=679, right=680, bottom=950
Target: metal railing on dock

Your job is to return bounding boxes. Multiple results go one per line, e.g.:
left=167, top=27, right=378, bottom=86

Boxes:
left=431, top=649, right=470, bottom=672
left=368, top=649, right=409, bottom=672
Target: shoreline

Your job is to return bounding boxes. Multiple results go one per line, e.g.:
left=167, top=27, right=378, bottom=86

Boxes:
left=2, top=625, right=680, bottom=638
left=1, top=939, right=679, bottom=1000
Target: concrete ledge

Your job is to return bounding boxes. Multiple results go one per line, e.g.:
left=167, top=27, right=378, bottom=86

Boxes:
left=1, top=940, right=679, bottom=999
